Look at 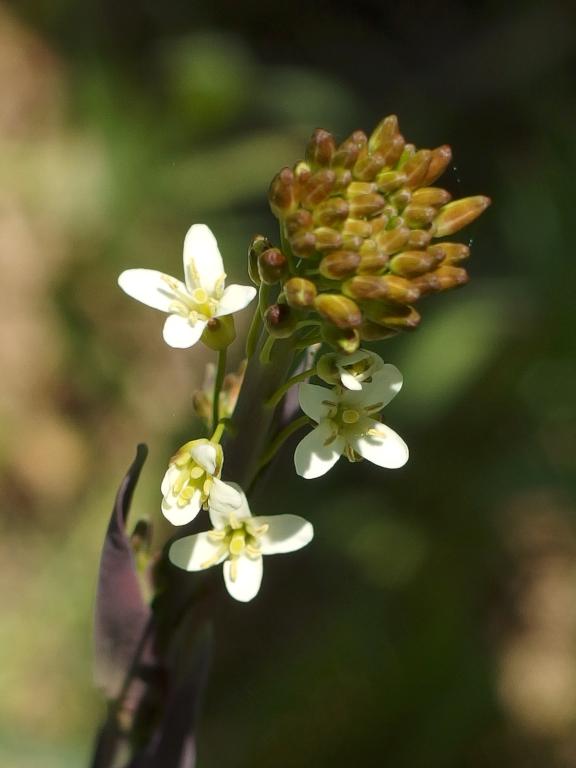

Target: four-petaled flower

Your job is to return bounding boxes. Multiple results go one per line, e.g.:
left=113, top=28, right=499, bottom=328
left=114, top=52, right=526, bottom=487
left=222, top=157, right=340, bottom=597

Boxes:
left=169, top=480, right=313, bottom=602
left=161, top=439, right=223, bottom=526
left=294, top=365, right=409, bottom=479
left=118, top=224, right=256, bottom=348
left=317, top=348, right=385, bottom=391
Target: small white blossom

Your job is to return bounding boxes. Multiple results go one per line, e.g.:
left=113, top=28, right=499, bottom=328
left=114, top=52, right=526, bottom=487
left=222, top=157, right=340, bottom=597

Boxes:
left=118, top=224, right=256, bottom=348
left=161, top=439, right=223, bottom=526
left=294, top=365, right=408, bottom=479
left=169, top=480, right=313, bottom=602
left=317, top=348, right=385, bottom=391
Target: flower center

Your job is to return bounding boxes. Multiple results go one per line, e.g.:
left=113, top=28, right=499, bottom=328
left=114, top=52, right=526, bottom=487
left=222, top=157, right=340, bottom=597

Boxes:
left=342, top=408, right=360, bottom=424
left=206, top=518, right=269, bottom=580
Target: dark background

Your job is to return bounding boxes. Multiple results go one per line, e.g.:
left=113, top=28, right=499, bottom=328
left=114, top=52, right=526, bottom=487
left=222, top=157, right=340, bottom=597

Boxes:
left=1, top=0, right=575, bottom=765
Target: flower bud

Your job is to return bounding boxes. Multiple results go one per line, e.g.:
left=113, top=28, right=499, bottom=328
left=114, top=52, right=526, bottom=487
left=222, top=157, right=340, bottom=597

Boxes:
left=389, top=250, right=439, bottom=277
left=380, top=134, right=406, bottom=167
left=353, top=149, right=386, bottom=182
left=347, top=181, right=377, bottom=197
left=290, top=231, right=316, bottom=257
left=428, top=242, right=470, bottom=264
left=403, top=204, right=436, bottom=227
left=403, top=149, right=432, bottom=188
left=373, top=226, right=411, bottom=256
left=343, top=274, right=420, bottom=303
left=368, top=114, right=399, bottom=153
left=258, top=247, right=288, bottom=284
left=332, top=130, right=367, bottom=168
left=413, top=266, right=468, bottom=294
left=365, top=301, right=421, bottom=330
left=285, top=209, right=313, bottom=236
left=314, top=226, right=343, bottom=251
left=269, top=168, right=297, bottom=217
left=433, top=196, right=491, bottom=237
left=349, top=192, right=386, bottom=218
left=422, top=145, right=452, bottom=186
left=411, top=187, right=452, bottom=207
left=321, top=323, right=361, bottom=353
left=343, top=218, right=372, bottom=240
left=376, top=170, right=407, bottom=193
left=248, top=234, right=272, bottom=285
left=301, top=169, right=337, bottom=208
left=389, top=188, right=412, bottom=210
left=313, top=197, right=349, bottom=227
left=319, top=250, right=361, bottom=280
left=201, top=315, right=236, bottom=350
left=358, top=321, right=398, bottom=341
left=284, top=277, right=317, bottom=308
left=314, top=294, right=362, bottom=329
left=407, top=229, right=432, bottom=249
left=305, top=128, right=336, bottom=168
left=264, top=303, right=297, bottom=338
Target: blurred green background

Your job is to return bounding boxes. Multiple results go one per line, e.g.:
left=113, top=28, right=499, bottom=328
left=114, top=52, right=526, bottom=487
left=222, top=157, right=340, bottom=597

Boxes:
left=1, top=0, right=575, bottom=765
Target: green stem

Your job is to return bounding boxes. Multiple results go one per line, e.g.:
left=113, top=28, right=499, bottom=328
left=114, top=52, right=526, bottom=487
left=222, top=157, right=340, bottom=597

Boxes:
left=212, top=348, right=227, bottom=431
left=256, top=415, right=310, bottom=473
left=266, top=366, right=316, bottom=409
left=210, top=421, right=226, bottom=444
left=259, top=335, right=276, bottom=365
left=245, top=284, right=269, bottom=359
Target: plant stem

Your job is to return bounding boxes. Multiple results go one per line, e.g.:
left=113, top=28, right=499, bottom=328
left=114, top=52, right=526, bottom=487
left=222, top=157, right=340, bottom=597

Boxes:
left=259, top=335, right=276, bottom=365
left=212, top=348, right=227, bottom=432
left=245, top=285, right=267, bottom=359
left=210, top=421, right=226, bottom=444
left=255, top=415, right=310, bottom=473
left=266, top=366, right=316, bottom=408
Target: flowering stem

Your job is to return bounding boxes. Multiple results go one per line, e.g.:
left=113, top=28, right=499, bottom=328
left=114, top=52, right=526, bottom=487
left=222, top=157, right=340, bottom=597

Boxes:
left=266, top=366, right=316, bottom=408
left=212, top=348, right=227, bottom=431
left=211, top=421, right=226, bottom=444
left=255, top=415, right=310, bottom=474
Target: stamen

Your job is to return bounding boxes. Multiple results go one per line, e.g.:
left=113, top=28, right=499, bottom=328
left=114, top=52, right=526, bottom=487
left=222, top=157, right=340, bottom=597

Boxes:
left=189, top=466, right=204, bottom=480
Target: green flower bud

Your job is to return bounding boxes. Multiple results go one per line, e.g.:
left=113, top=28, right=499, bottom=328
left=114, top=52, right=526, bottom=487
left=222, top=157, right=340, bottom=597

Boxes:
left=314, top=294, right=362, bottom=329
left=343, top=274, right=420, bottom=303
left=258, top=247, right=288, bottom=284
left=248, top=234, right=272, bottom=285
left=284, top=277, right=317, bottom=308
left=264, top=303, right=297, bottom=338
left=428, top=242, right=470, bottom=264
left=433, top=196, right=491, bottom=237
left=422, top=145, right=452, bottom=186
left=353, top=147, right=386, bottom=182
left=201, top=315, right=236, bottom=351
left=319, top=250, right=361, bottom=280
left=314, top=226, right=343, bottom=251
left=368, top=114, right=400, bottom=154
left=305, top=128, right=336, bottom=168
left=375, top=169, right=407, bottom=193
left=321, top=323, right=361, bottom=353
left=389, top=250, right=440, bottom=277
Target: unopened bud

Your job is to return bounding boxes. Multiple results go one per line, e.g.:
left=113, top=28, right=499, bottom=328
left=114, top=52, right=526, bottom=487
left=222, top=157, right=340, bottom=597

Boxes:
left=322, top=324, right=361, bottom=353
left=201, top=315, right=236, bottom=350
left=343, top=274, right=420, bottom=303
left=373, top=226, right=411, bottom=256
left=402, top=149, right=432, bottom=188
left=258, top=247, right=288, bottom=284
left=248, top=234, right=272, bottom=285
left=428, top=242, right=470, bottom=264
left=368, top=115, right=399, bottom=153
left=290, top=231, right=316, bottom=257
left=343, top=218, right=372, bottom=240
left=380, top=134, right=405, bottom=167
left=353, top=149, right=386, bottom=181
left=411, top=187, right=452, bottom=207
left=305, top=128, right=336, bottom=168
left=313, top=197, right=349, bottom=227
left=433, top=196, right=491, bottom=237
left=319, top=250, right=361, bottom=280
left=389, top=250, right=439, bottom=277
left=349, top=192, right=386, bottom=218
left=403, top=204, right=436, bottom=227
left=389, top=188, right=412, bottom=210
left=413, top=266, right=469, bottom=294
left=407, top=229, right=432, bottom=249
left=376, top=169, right=407, bottom=193
left=269, top=168, right=297, bottom=217
left=332, top=130, right=367, bottom=168
left=301, top=169, right=337, bottom=208
left=365, top=301, right=421, bottom=330
left=347, top=181, right=377, bottom=197
left=422, top=145, right=452, bottom=186
left=284, top=277, right=317, bottom=308
left=264, top=303, right=297, bottom=338
left=314, top=294, right=362, bottom=329
left=314, top=226, right=343, bottom=251
left=285, top=209, right=313, bottom=236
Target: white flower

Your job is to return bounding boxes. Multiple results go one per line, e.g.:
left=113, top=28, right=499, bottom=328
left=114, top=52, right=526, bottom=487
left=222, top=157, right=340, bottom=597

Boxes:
left=118, top=224, right=256, bottom=348
left=317, top=348, right=385, bottom=391
left=169, top=480, right=313, bottom=602
left=294, top=365, right=408, bottom=479
left=161, top=439, right=223, bottom=526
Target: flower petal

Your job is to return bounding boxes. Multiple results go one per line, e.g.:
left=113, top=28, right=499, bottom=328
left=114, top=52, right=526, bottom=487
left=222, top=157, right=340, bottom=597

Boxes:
left=298, top=383, right=334, bottom=422
left=161, top=464, right=178, bottom=497
left=294, top=421, right=345, bottom=479
left=214, top=284, right=257, bottom=317
left=360, top=364, right=403, bottom=407
left=162, top=314, right=206, bottom=348
left=255, top=515, right=314, bottom=554
left=339, top=370, right=363, bottom=390
left=223, top=556, right=263, bottom=602
left=162, top=488, right=203, bottom=526
left=189, top=441, right=218, bottom=475
left=118, top=269, right=183, bottom=312
left=350, top=419, right=409, bottom=469
left=169, top=532, right=225, bottom=571
left=208, top=478, right=249, bottom=527
left=183, top=224, right=224, bottom=294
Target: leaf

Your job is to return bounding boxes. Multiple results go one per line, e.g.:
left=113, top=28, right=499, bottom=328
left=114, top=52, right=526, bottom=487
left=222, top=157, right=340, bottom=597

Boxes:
left=94, top=444, right=152, bottom=699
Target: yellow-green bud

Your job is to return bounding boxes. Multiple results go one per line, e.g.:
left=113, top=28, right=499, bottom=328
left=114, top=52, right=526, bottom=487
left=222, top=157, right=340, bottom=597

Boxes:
left=353, top=148, right=386, bottom=182
left=349, top=192, right=386, bottom=218
left=343, top=274, right=420, bottom=303
left=321, top=323, right=361, bottom=353
left=264, top=303, right=297, bottom=338
left=319, top=250, right=361, bottom=280
left=368, top=114, right=400, bottom=153
left=332, top=130, right=367, bottom=168
left=403, top=149, right=432, bottom=188
left=389, top=250, right=440, bottom=277
left=284, top=277, right=317, bottom=308
left=376, top=169, right=407, bottom=193
left=314, top=226, right=343, bottom=251
left=269, top=167, right=297, bottom=217
left=201, top=315, right=236, bottom=350
left=248, top=234, right=272, bottom=285
left=403, top=204, right=436, bottom=228
left=428, top=242, right=470, bottom=264
left=258, top=247, right=288, bottom=284
left=343, top=218, right=372, bottom=240
left=422, top=145, right=452, bottom=186
left=314, top=294, right=362, bottom=329
left=305, top=128, right=336, bottom=168
left=313, top=197, right=349, bottom=227
left=411, top=187, right=452, bottom=207
left=407, top=229, right=432, bottom=249
left=433, top=196, right=491, bottom=237
left=414, top=265, right=468, bottom=294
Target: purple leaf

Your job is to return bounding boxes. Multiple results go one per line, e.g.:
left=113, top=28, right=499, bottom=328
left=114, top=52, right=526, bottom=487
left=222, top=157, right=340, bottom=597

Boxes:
left=94, top=444, right=152, bottom=699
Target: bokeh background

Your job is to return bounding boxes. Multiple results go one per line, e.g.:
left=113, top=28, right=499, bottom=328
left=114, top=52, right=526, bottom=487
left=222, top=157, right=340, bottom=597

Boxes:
left=1, top=0, right=576, bottom=765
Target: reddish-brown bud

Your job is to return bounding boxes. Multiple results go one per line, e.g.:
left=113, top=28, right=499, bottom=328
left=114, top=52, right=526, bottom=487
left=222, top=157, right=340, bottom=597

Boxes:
left=368, top=115, right=400, bottom=153
left=422, top=145, right=452, bottom=186
left=349, top=192, right=386, bottom=218
left=248, top=234, right=272, bottom=285
left=306, top=128, right=336, bottom=168
left=289, top=231, right=316, bottom=257
left=314, top=294, right=362, bottom=329
left=313, top=197, right=349, bottom=227
left=301, top=169, right=337, bottom=208
left=332, top=130, right=367, bottom=168
left=319, top=250, right=361, bottom=280
left=380, top=134, right=405, bottom=167
left=264, top=303, right=297, bottom=338
left=269, top=168, right=297, bottom=217
left=403, top=149, right=432, bottom=188
left=343, top=274, right=420, bottom=303
left=413, top=266, right=469, bottom=294
left=285, top=209, right=313, bottom=237
left=353, top=149, right=386, bottom=181
left=258, top=247, right=288, bottom=284
left=284, top=277, right=317, bottom=308
left=433, top=196, right=491, bottom=237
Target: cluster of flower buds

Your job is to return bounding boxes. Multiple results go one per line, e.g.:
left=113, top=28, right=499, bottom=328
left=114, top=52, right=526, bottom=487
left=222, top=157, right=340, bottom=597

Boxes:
left=264, top=115, right=490, bottom=352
